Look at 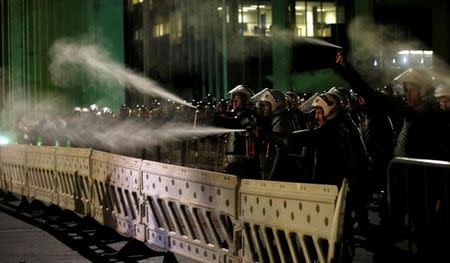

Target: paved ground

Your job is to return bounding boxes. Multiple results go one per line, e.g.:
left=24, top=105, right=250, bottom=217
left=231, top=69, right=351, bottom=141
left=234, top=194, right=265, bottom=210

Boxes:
left=0, top=193, right=418, bottom=263
left=0, top=195, right=194, bottom=263
left=0, top=210, right=90, bottom=263
left=0, top=205, right=381, bottom=263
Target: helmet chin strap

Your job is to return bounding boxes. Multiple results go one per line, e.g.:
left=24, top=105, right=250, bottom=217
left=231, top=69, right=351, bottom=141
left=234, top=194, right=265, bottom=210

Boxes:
left=325, top=105, right=341, bottom=120
left=272, top=106, right=287, bottom=116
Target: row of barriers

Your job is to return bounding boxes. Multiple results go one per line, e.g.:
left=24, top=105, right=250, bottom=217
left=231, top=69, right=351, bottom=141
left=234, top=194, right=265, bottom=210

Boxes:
left=0, top=144, right=348, bottom=263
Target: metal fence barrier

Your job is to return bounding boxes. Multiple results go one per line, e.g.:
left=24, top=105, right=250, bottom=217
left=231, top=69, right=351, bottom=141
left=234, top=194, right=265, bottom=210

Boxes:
left=0, top=144, right=347, bottom=263
left=387, top=157, right=450, bottom=258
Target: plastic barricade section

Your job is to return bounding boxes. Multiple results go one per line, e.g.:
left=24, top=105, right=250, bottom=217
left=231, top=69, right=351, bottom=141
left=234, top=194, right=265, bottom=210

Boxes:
left=239, top=179, right=342, bottom=263
left=55, top=147, right=92, bottom=215
left=141, top=160, right=239, bottom=262
left=90, top=150, right=145, bottom=241
left=0, top=144, right=349, bottom=263
left=26, top=146, right=57, bottom=204
left=0, top=145, right=27, bottom=195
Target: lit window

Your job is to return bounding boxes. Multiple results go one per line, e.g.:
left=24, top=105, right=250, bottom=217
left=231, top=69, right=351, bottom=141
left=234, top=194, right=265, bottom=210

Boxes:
left=393, top=50, right=433, bottom=67
left=132, top=0, right=143, bottom=5
left=170, top=11, right=182, bottom=42
left=239, top=3, right=272, bottom=36
left=398, top=50, right=433, bottom=55
left=134, top=29, right=143, bottom=40
left=296, top=1, right=336, bottom=37
left=295, top=2, right=306, bottom=36
left=153, top=23, right=170, bottom=38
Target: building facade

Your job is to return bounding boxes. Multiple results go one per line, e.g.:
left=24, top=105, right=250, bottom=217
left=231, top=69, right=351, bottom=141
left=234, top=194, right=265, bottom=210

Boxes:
left=1, top=0, right=450, bottom=116
left=0, top=0, right=125, bottom=127
left=125, top=0, right=347, bottom=104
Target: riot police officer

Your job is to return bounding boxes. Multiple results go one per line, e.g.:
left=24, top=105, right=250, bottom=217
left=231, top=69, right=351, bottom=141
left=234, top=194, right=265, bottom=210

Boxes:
left=214, top=85, right=259, bottom=178
left=258, top=89, right=300, bottom=181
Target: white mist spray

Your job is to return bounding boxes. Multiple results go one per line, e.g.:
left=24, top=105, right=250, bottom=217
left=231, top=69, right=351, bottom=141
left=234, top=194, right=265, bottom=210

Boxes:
left=64, top=117, right=244, bottom=152
left=49, top=39, right=194, bottom=108
left=347, top=17, right=450, bottom=89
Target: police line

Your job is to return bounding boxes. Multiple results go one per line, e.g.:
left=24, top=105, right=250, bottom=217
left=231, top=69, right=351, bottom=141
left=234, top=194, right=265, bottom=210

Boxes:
left=0, top=144, right=348, bottom=263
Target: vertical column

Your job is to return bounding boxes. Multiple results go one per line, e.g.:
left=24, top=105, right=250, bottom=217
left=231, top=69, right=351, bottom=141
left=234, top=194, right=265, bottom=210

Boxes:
left=239, top=2, right=245, bottom=84
left=183, top=0, right=193, bottom=75
left=11, top=0, right=17, bottom=103
left=432, top=2, right=450, bottom=67
left=24, top=0, right=29, bottom=104
left=272, top=0, right=291, bottom=91
left=354, top=0, right=374, bottom=19
left=143, top=0, right=151, bottom=104
left=194, top=0, right=199, bottom=74
left=215, top=0, right=222, bottom=98
left=36, top=0, right=42, bottom=104
left=106, top=0, right=126, bottom=109
left=200, top=3, right=206, bottom=97
left=30, top=0, right=35, bottom=106
left=41, top=0, right=48, bottom=105
left=84, top=0, right=96, bottom=105
left=7, top=0, right=11, bottom=111
left=0, top=0, right=6, bottom=112
left=47, top=0, right=54, bottom=98
left=91, top=0, right=125, bottom=109
left=207, top=2, right=214, bottom=96
left=289, top=0, right=296, bottom=31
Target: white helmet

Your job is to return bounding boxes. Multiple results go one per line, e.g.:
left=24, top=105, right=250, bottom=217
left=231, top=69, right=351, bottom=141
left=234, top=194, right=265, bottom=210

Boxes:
left=434, top=84, right=450, bottom=98
left=250, top=88, right=269, bottom=103
left=89, top=104, right=99, bottom=112
left=81, top=107, right=90, bottom=116
left=228, top=85, right=254, bottom=98
left=72, top=107, right=82, bottom=117
left=327, top=87, right=345, bottom=104
left=393, top=68, right=434, bottom=96
left=260, top=90, right=287, bottom=114
left=312, top=92, right=341, bottom=120
left=101, top=107, right=112, bottom=115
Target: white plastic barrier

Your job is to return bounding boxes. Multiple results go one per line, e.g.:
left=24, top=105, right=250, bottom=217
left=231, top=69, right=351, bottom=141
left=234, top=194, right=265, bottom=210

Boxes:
left=55, top=147, right=92, bottom=215
left=26, top=146, right=57, bottom=204
left=90, top=150, right=146, bottom=241
left=0, top=145, right=349, bottom=263
left=239, top=179, right=348, bottom=263
left=141, top=160, right=239, bottom=263
left=0, top=145, right=27, bottom=195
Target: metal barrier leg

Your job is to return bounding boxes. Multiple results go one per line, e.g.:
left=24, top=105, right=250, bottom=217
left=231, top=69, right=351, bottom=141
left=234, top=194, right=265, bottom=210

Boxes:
left=73, top=215, right=100, bottom=231
left=163, top=251, right=178, bottom=263
left=108, top=238, right=165, bottom=259
left=15, top=196, right=32, bottom=213
left=2, top=191, right=19, bottom=202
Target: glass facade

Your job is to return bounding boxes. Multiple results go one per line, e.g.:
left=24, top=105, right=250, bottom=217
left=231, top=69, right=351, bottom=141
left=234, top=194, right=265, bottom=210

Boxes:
left=0, top=0, right=125, bottom=121
left=125, top=0, right=346, bottom=103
